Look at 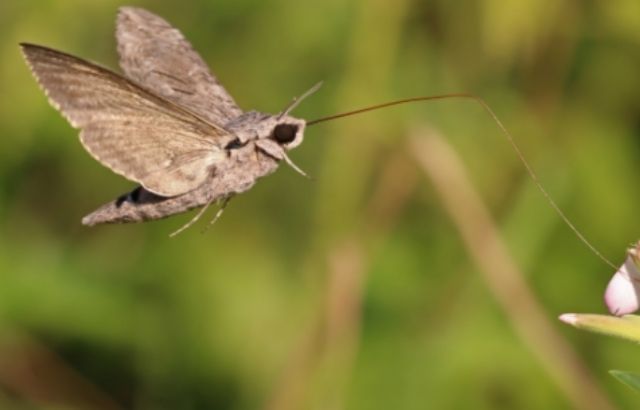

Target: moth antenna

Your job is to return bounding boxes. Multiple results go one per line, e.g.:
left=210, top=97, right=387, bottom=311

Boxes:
left=279, top=81, right=324, bottom=119
left=308, top=94, right=616, bottom=269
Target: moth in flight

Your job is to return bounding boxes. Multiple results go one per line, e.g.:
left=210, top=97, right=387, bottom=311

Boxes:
left=22, top=7, right=317, bottom=235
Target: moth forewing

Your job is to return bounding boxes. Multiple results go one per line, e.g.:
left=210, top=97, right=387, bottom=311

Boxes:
left=20, top=43, right=229, bottom=197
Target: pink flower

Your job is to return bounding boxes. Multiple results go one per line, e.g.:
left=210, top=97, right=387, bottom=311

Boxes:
left=604, top=242, right=640, bottom=316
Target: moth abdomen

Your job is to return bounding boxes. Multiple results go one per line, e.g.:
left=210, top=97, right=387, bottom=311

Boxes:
left=82, top=186, right=211, bottom=226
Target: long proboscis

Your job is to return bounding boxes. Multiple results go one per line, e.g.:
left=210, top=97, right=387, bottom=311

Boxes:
left=308, top=93, right=616, bottom=269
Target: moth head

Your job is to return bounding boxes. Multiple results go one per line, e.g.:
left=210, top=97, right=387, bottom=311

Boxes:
left=270, top=116, right=306, bottom=150
left=264, top=82, right=320, bottom=151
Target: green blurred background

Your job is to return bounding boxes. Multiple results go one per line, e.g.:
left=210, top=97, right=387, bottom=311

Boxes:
left=2, top=0, right=640, bottom=409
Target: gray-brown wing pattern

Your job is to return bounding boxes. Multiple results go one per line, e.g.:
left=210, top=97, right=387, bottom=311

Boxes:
left=116, top=6, right=243, bottom=125
left=21, top=43, right=228, bottom=197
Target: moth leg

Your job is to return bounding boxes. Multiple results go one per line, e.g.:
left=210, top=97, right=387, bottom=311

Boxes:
left=169, top=197, right=216, bottom=238
left=201, top=197, right=231, bottom=234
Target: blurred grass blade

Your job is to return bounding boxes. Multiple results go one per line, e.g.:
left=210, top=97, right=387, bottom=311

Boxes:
left=609, top=370, right=640, bottom=393
left=412, top=132, right=615, bottom=410
left=559, top=314, right=640, bottom=343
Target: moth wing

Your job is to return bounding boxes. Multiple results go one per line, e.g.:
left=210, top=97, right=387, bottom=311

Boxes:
left=116, top=6, right=242, bottom=125
left=21, top=43, right=229, bottom=197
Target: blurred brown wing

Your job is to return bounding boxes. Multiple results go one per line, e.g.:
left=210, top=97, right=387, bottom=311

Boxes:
left=116, top=6, right=242, bottom=125
left=21, top=43, right=228, bottom=197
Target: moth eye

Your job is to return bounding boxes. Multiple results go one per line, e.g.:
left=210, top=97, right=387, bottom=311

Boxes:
left=273, top=124, right=298, bottom=144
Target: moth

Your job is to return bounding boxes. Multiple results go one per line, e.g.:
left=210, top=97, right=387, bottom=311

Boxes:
left=25, top=6, right=591, bottom=250
left=22, top=7, right=319, bottom=235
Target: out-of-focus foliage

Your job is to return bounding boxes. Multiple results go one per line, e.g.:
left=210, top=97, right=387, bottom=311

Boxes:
left=1, top=0, right=640, bottom=409
left=561, top=314, right=640, bottom=344
left=561, top=312, right=640, bottom=393
left=611, top=371, right=640, bottom=394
